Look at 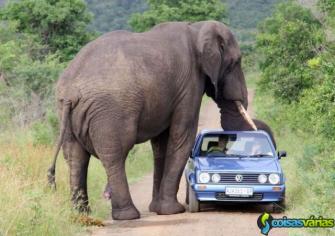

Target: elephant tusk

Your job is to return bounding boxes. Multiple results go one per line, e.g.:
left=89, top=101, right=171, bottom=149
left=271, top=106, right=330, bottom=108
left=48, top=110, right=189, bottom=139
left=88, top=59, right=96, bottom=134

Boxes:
left=235, top=101, right=258, bottom=131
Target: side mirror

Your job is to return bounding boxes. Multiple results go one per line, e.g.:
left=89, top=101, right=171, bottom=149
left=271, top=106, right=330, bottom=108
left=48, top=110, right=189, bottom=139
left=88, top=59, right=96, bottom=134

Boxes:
left=278, top=151, right=287, bottom=159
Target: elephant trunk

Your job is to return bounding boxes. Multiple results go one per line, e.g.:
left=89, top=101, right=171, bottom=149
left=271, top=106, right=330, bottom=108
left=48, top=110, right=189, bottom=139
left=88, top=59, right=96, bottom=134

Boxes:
left=219, top=99, right=257, bottom=131
left=234, top=101, right=257, bottom=130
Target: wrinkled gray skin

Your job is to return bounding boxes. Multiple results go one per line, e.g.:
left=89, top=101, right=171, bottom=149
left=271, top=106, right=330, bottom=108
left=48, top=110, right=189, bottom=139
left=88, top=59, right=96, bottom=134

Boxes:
left=48, top=21, right=252, bottom=220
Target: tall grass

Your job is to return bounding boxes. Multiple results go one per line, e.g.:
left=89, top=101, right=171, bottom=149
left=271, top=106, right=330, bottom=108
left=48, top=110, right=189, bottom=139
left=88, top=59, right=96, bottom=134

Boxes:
left=0, top=129, right=153, bottom=235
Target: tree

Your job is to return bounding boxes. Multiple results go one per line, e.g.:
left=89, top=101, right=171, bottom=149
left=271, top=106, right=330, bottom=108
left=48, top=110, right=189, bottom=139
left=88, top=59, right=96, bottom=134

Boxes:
left=129, top=0, right=226, bottom=32
left=256, top=1, right=325, bottom=102
left=0, top=21, right=64, bottom=129
left=85, top=0, right=147, bottom=32
left=0, top=0, right=95, bottom=61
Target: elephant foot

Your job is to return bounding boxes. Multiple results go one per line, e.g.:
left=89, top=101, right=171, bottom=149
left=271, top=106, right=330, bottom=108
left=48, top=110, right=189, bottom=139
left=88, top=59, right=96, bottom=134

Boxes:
left=149, top=199, right=159, bottom=213
left=112, top=205, right=140, bottom=220
left=157, top=200, right=185, bottom=215
left=72, top=196, right=91, bottom=214
left=74, top=203, right=91, bottom=215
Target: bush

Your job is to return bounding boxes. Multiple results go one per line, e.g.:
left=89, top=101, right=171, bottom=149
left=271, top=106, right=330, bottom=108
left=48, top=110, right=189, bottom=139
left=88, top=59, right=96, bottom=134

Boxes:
left=253, top=2, right=335, bottom=233
left=0, top=0, right=95, bottom=61
left=129, top=0, right=226, bottom=32
left=256, top=1, right=325, bottom=103
left=0, top=9, right=64, bottom=131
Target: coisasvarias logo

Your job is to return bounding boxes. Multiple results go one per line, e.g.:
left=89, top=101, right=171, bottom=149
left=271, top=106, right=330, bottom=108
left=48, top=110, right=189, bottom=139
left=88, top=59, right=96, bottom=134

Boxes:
left=257, top=213, right=335, bottom=235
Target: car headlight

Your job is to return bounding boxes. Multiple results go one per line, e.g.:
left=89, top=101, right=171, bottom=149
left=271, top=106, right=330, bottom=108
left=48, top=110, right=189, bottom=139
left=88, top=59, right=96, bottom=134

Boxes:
left=268, top=173, right=280, bottom=184
left=258, top=174, right=267, bottom=184
left=198, top=172, right=210, bottom=183
left=211, top=173, right=221, bottom=183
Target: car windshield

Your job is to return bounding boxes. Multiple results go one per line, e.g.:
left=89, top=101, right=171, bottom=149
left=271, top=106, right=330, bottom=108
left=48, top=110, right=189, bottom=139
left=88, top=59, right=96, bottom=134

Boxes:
left=200, top=133, right=274, bottom=158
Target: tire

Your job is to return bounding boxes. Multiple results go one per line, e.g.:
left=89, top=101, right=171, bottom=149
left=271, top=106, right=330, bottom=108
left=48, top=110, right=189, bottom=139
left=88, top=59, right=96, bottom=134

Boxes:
left=188, top=184, right=200, bottom=213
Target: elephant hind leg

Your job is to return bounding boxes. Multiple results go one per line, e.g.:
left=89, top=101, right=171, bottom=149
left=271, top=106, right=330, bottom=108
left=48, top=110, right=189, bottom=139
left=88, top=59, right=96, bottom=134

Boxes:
left=63, top=137, right=91, bottom=213
left=149, top=128, right=169, bottom=213
left=90, top=120, right=140, bottom=220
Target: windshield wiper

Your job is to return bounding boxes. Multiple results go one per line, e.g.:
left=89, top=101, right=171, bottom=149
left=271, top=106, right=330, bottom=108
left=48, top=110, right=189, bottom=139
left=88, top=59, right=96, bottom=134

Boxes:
left=247, top=154, right=273, bottom=158
left=222, top=154, right=249, bottom=158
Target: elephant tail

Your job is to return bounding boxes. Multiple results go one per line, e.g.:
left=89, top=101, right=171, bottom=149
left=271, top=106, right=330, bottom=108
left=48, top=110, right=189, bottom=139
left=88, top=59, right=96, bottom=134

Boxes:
left=47, top=100, right=72, bottom=190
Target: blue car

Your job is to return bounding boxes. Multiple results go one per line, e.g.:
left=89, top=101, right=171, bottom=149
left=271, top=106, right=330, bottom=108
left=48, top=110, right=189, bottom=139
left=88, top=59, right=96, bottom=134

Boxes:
left=184, top=129, right=286, bottom=213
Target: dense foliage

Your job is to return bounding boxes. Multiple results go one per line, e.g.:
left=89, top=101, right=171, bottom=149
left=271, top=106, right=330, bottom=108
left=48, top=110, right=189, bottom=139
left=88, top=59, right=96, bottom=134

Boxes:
left=256, top=0, right=335, bottom=228
left=0, top=0, right=94, bottom=132
left=129, top=0, right=226, bottom=32
left=224, top=0, right=283, bottom=47
left=225, top=0, right=281, bottom=29
left=257, top=2, right=325, bottom=102
left=257, top=0, right=335, bottom=140
left=0, top=22, right=64, bottom=130
left=0, top=0, right=95, bottom=61
left=86, top=0, right=147, bottom=32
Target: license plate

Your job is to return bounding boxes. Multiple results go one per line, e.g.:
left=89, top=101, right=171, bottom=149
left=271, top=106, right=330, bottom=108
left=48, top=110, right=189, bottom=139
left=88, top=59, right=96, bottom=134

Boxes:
left=225, top=187, right=253, bottom=197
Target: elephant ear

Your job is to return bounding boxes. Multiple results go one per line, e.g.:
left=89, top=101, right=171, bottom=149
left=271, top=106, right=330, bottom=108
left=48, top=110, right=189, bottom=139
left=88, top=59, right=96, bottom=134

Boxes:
left=197, top=22, right=224, bottom=98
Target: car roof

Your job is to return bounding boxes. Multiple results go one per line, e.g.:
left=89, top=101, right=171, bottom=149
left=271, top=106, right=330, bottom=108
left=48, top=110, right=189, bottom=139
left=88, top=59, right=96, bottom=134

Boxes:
left=199, top=129, right=270, bottom=136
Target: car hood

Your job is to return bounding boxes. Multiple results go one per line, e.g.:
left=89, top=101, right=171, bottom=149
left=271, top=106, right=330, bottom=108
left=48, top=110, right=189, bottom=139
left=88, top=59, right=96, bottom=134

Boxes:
left=196, top=157, right=279, bottom=173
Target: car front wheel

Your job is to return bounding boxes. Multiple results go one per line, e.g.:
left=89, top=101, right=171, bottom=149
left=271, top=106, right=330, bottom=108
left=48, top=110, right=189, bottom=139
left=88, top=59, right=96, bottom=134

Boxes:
left=188, top=184, right=200, bottom=213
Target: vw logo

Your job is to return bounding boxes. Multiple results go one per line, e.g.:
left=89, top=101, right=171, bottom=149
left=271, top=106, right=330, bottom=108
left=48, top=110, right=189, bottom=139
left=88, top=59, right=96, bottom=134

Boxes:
left=235, top=174, right=243, bottom=182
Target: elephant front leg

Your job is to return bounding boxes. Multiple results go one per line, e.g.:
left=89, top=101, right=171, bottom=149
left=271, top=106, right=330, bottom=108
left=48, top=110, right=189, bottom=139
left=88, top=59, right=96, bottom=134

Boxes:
left=63, top=139, right=91, bottom=213
left=157, top=122, right=197, bottom=215
left=149, top=129, right=169, bottom=212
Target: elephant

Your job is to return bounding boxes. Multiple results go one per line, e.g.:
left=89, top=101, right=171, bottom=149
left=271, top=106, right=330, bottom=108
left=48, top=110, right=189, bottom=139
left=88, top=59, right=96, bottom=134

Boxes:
left=251, top=119, right=276, bottom=149
left=47, top=21, right=258, bottom=220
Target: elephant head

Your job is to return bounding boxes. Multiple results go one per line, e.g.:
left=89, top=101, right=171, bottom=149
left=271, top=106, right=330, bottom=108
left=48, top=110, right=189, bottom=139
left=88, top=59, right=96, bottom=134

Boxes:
left=192, top=21, right=256, bottom=130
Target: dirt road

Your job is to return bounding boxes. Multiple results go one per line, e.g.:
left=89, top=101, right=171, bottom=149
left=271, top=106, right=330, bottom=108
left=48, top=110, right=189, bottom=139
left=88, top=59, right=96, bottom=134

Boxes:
left=92, top=91, right=287, bottom=236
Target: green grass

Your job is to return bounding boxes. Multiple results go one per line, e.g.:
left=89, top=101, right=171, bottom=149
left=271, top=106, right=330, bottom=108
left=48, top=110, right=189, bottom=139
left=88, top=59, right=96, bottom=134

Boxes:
left=201, top=94, right=211, bottom=110
left=246, top=70, right=259, bottom=90
left=0, top=129, right=153, bottom=236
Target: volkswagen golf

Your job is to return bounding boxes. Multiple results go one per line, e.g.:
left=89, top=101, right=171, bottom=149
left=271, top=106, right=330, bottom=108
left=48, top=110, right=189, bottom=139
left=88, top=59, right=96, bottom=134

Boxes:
left=184, top=129, right=286, bottom=213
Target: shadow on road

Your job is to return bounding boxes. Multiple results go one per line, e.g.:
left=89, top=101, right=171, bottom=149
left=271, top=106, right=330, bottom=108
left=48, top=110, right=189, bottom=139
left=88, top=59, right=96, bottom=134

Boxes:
left=199, top=202, right=271, bottom=213
left=103, top=203, right=273, bottom=230
left=110, top=218, right=195, bottom=228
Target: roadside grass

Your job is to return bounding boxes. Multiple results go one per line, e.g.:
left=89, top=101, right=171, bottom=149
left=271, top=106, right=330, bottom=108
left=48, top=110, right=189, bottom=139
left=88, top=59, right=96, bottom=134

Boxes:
left=0, top=129, right=153, bottom=236
left=245, top=69, right=259, bottom=90
left=201, top=94, right=210, bottom=110
left=251, top=72, right=335, bottom=236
